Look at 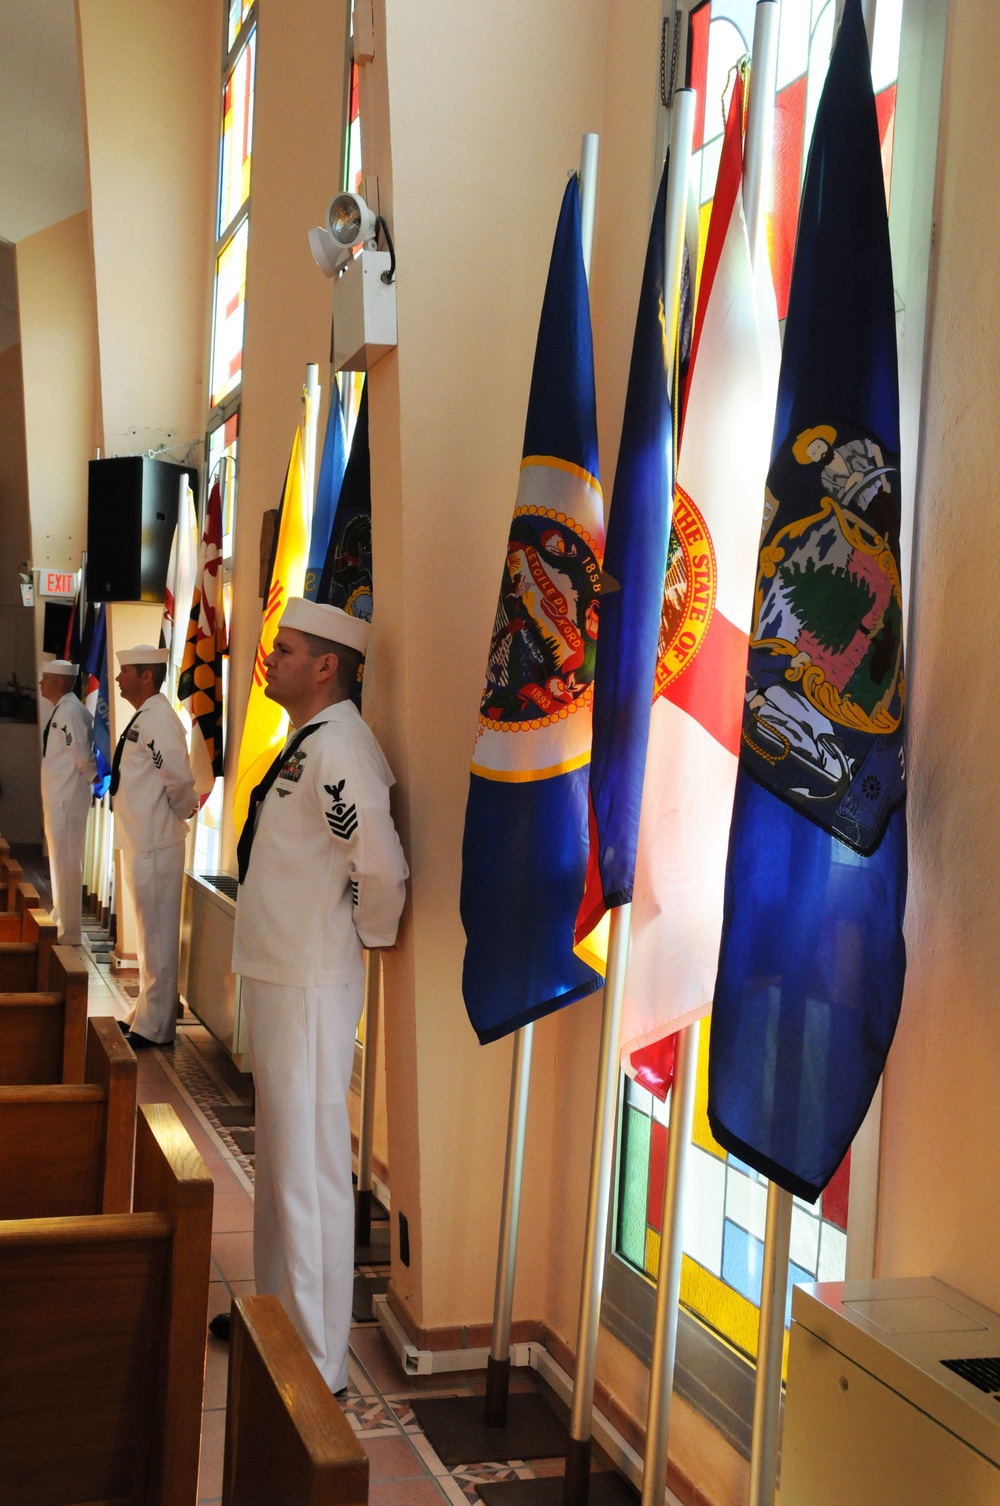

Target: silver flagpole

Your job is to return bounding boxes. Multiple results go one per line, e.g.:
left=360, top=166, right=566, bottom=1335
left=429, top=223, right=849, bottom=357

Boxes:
left=562, top=900, right=631, bottom=1504
left=355, top=949, right=382, bottom=1248
left=743, top=2, right=780, bottom=261
left=638, top=83, right=698, bottom=1506
left=484, top=1019, right=535, bottom=1424
left=482, top=130, right=602, bottom=1430
left=747, top=1183, right=792, bottom=1506
left=742, top=9, right=795, bottom=1504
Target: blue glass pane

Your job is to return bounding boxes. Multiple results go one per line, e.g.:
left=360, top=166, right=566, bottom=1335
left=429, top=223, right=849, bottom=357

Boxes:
left=722, top=1219, right=764, bottom=1306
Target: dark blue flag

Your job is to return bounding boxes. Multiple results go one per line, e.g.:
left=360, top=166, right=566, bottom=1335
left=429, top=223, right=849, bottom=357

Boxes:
left=318, top=379, right=371, bottom=708
left=574, top=155, right=673, bottom=960
left=305, top=377, right=348, bottom=601
left=84, top=603, right=112, bottom=795
left=461, top=176, right=604, bottom=1044
left=708, top=0, right=908, bottom=1201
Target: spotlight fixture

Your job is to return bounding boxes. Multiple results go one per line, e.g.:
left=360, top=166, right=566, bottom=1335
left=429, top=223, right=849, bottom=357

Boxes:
left=327, top=191, right=378, bottom=248
left=307, top=192, right=396, bottom=285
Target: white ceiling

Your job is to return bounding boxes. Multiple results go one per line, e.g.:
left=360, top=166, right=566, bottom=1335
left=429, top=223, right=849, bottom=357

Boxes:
left=0, top=0, right=86, bottom=245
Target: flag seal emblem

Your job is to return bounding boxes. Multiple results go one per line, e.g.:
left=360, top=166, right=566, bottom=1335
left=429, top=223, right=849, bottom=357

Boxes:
left=741, top=422, right=905, bottom=852
left=479, top=507, right=601, bottom=732
left=652, top=488, right=718, bottom=699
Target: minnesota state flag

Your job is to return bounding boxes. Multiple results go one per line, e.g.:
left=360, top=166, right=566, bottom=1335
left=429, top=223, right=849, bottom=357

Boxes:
left=179, top=479, right=228, bottom=798
left=709, top=0, right=907, bottom=1201
left=461, top=176, right=604, bottom=1044
left=232, top=425, right=309, bottom=835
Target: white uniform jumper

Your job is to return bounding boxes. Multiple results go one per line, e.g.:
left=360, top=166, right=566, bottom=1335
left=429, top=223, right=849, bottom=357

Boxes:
left=40, top=692, right=96, bottom=944
left=112, top=693, right=197, bottom=1043
left=232, top=699, right=407, bottom=1391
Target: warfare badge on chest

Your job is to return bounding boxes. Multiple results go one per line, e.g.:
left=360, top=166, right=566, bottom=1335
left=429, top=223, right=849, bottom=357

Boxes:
left=741, top=423, right=906, bottom=854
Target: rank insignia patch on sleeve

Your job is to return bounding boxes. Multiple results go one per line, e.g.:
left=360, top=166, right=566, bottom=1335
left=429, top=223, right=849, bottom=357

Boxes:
left=147, top=739, right=164, bottom=770
left=324, top=779, right=358, bottom=840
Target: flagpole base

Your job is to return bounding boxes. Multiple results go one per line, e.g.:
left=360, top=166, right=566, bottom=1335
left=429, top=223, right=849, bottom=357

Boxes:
left=355, top=1186, right=373, bottom=1250
left=484, top=1355, right=511, bottom=1428
left=562, top=1437, right=592, bottom=1504
left=410, top=1391, right=569, bottom=1467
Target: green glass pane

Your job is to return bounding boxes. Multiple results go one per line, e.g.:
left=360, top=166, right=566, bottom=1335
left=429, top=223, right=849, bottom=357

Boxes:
left=618, top=1105, right=651, bottom=1271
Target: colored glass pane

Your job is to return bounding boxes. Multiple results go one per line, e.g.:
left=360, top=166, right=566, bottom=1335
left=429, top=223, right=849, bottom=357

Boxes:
left=207, top=412, right=239, bottom=559
left=211, top=219, right=248, bottom=408
left=219, top=28, right=256, bottom=237
left=345, top=60, right=362, bottom=194
left=686, top=0, right=904, bottom=318
left=228, top=0, right=253, bottom=53
left=615, top=1023, right=852, bottom=1365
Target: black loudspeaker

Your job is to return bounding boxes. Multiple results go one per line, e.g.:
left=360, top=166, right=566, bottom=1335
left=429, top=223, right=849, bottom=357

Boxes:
left=87, top=457, right=199, bottom=602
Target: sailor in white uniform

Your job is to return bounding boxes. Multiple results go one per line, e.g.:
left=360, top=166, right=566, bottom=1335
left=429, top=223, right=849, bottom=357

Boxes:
left=229, top=597, right=407, bottom=1392
left=38, top=660, right=97, bottom=945
left=111, top=645, right=198, bottom=1048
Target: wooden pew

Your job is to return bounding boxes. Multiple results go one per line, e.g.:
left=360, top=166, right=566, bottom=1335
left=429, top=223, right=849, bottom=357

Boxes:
left=0, top=851, right=23, bottom=911
left=0, top=1016, right=136, bottom=1217
left=223, top=1296, right=369, bottom=1506
left=0, top=908, right=59, bottom=991
left=0, top=882, right=46, bottom=942
left=0, top=944, right=89, bottom=1083
left=0, top=1101, right=214, bottom=1506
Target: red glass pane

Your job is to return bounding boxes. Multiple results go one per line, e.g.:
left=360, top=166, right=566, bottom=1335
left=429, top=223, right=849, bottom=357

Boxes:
left=647, top=1119, right=669, bottom=1234
left=875, top=83, right=897, bottom=208
left=689, top=1, right=711, bottom=152
left=223, top=412, right=238, bottom=445
left=822, top=1149, right=851, bottom=1231
left=350, top=60, right=359, bottom=125
left=771, top=73, right=807, bottom=320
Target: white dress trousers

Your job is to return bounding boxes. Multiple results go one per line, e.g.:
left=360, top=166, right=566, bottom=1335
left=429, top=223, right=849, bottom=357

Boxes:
left=120, top=842, right=186, bottom=1044
left=241, top=976, right=363, bottom=1392
left=40, top=692, right=96, bottom=945
left=112, top=693, right=198, bottom=1044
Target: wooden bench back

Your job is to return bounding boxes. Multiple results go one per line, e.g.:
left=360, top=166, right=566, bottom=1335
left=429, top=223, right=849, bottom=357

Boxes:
left=0, top=910, right=58, bottom=991
left=223, top=1296, right=369, bottom=1506
left=0, top=883, right=47, bottom=943
left=0, top=1102, right=214, bottom=1506
left=0, top=853, right=22, bottom=912
left=0, top=946, right=90, bottom=1084
left=0, top=1017, right=136, bottom=1219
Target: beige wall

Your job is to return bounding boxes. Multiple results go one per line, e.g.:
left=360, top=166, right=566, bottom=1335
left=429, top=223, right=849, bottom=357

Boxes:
left=16, top=211, right=96, bottom=575
left=877, top=0, right=1000, bottom=1311
left=221, top=0, right=350, bottom=873
left=77, top=0, right=219, bottom=460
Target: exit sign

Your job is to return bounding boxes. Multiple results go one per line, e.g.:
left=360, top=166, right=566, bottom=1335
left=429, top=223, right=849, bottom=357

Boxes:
left=38, top=570, right=78, bottom=599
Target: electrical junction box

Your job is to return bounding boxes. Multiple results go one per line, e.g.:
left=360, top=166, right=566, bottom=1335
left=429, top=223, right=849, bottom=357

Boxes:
left=332, top=248, right=397, bottom=372
left=781, top=1276, right=1000, bottom=1505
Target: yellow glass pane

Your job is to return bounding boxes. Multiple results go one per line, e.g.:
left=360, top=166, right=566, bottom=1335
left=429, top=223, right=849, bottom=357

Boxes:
left=691, top=1013, right=726, bottom=1160
left=211, top=220, right=248, bottom=408
left=645, top=1226, right=660, bottom=1281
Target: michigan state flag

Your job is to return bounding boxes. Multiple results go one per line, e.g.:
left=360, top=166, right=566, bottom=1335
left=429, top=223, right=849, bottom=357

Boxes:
left=708, top=0, right=907, bottom=1201
left=461, top=176, right=604, bottom=1044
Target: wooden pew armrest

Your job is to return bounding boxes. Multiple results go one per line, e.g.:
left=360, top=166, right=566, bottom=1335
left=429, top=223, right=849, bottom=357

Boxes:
left=223, top=1295, right=369, bottom=1505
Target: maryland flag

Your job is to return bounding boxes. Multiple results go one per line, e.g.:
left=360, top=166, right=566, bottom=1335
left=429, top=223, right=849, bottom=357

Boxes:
left=179, top=480, right=228, bottom=799
left=232, top=424, right=310, bottom=835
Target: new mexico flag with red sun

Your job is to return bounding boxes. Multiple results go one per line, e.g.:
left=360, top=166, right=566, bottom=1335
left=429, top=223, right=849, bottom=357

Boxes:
left=232, top=423, right=309, bottom=836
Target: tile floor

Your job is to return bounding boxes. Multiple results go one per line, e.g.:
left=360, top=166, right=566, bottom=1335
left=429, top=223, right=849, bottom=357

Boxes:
left=66, top=902, right=616, bottom=1506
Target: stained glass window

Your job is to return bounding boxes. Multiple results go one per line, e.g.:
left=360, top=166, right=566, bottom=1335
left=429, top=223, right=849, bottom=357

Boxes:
left=345, top=59, right=362, bottom=195
left=687, top=0, right=902, bottom=317
left=219, top=29, right=255, bottom=235
left=207, top=411, right=239, bottom=558
left=210, top=5, right=256, bottom=418
left=211, top=218, right=248, bottom=408
left=617, top=1026, right=851, bottom=1364
left=227, top=0, right=253, bottom=53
